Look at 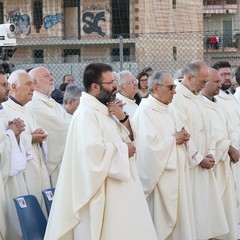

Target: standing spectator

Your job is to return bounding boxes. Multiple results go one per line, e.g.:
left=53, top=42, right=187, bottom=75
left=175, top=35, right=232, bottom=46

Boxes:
left=170, top=60, right=228, bottom=239
left=142, top=66, right=153, bottom=76
left=116, top=70, right=139, bottom=118
left=26, top=67, right=71, bottom=187
left=132, top=71, right=196, bottom=240
left=134, top=71, right=149, bottom=105
left=62, top=74, right=75, bottom=84
left=44, top=63, right=158, bottom=240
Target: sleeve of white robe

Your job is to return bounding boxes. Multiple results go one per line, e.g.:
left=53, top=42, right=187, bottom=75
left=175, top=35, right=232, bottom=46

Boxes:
left=0, top=127, right=27, bottom=186
left=6, top=130, right=27, bottom=176
left=44, top=108, right=131, bottom=240
left=170, top=96, right=204, bottom=168
left=133, top=108, right=177, bottom=197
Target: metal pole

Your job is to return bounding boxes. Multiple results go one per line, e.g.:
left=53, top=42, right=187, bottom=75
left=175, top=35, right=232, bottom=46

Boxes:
left=119, top=36, right=123, bottom=71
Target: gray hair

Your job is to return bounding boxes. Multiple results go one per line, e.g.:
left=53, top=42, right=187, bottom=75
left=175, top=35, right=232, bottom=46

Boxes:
left=148, top=71, right=169, bottom=93
left=118, top=70, right=134, bottom=86
left=183, top=61, right=204, bottom=77
left=173, top=68, right=184, bottom=80
left=63, top=84, right=82, bottom=105
left=8, top=69, right=28, bottom=86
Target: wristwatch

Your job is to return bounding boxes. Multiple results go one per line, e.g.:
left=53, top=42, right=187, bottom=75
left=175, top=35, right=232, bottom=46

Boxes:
left=119, top=112, right=129, bottom=123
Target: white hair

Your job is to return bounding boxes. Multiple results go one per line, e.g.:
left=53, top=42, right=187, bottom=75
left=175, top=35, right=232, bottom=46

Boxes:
left=118, top=70, right=134, bottom=86
left=8, top=69, right=28, bottom=86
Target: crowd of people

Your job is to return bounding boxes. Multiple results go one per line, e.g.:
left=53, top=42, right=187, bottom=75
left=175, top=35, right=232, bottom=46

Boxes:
left=0, top=60, right=240, bottom=240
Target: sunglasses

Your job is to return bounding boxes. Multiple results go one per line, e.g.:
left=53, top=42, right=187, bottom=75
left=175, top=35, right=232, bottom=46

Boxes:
left=157, top=84, right=177, bottom=91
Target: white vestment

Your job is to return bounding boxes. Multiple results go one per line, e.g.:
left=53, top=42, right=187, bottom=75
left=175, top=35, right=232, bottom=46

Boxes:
left=132, top=95, right=196, bottom=240
left=116, top=92, right=138, bottom=118
left=216, top=90, right=240, bottom=222
left=2, top=98, right=51, bottom=207
left=201, top=95, right=238, bottom=240
left=0, top=108, right=28, bottom=240
left=0, top=111, right=6, bottom=240
left=44, top=92, right=158, bottom=240
left=170, top=82, right=228, bottom=239
left=234, top=86, right=240, bottom=105
left=26, top=91, right=71, bottom=187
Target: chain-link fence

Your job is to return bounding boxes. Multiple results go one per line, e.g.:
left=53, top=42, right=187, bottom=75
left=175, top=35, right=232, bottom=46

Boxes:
left=4, top=30, right=240, bottom=86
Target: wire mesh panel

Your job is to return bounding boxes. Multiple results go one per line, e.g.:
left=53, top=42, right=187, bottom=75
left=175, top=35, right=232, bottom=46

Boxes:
left=1, top=0, right=240, bottom=86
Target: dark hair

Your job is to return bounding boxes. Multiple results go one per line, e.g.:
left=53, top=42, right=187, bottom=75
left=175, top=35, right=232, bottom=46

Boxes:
left=0, top=70, right=5, bottom=75
left=235, top=65, right=240, bottom=85
left=142, top=66, right=153, bottom=73
left=212, top=61, right=231, bottom=71
left=59, top=82, right=69, bottom=92
left=83, top=63, right=113, bottom=92
left=136, top=71, right=148, bottom=89
left=62, top=74, right=73, bottom=83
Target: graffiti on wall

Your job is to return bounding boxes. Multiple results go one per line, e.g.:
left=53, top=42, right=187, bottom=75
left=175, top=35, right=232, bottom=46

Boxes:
left=7, top=9, right=31, bottom=36
left=82, top=5, right=109, bottom=37
left=43, top=13, right=62, bottom=29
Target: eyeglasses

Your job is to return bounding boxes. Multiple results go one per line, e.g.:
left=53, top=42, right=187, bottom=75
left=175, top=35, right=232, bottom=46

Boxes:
left=124, top=79, right=139, bottom=85
left=219, top=72, right=234, bottom=78
left=140, top=79, right=148, bottom=82
left=157, top=84, right=177, bottom=91
left=0, top=83, right=10, bottom=88
left=97, top=80, right=117, bottom=85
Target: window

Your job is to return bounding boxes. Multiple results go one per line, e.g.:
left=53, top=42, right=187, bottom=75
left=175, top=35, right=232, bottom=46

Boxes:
left=63, top=49, right=81, bottom=63
left=33, top=0, right=43, bottom=33
left=111, top=48, right=130, bottom=62
left=63, top=0, right=80, bottom=39
left=34, top=50, right=44, bottom=63
left=112, top=0, right=130, bottom=38
left=172, top=0, right=176, bottom=9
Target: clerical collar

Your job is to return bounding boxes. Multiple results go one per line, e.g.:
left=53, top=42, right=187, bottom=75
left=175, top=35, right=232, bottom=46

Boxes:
left=119, top=92, right=135, bottom=101
left=202, top=94, right=217, bottom=102
left=9, top=96, right=23, bottom=106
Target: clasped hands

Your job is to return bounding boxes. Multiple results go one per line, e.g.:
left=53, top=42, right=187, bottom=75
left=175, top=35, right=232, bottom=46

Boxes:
left=8, top=118, right=25, bottom=139
left=107, top=99, right=126, bottom=120
left=32, top=128, right=47, bottom=143
left=175, top=127, right=190, bottom=145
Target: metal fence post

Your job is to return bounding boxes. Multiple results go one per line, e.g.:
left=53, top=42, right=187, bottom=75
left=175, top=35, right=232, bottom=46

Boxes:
left=119, top=35, right=123, bottom=71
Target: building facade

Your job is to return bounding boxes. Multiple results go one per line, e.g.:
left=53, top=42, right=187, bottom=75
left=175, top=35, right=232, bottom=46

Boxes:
left=0, top=0, right=211, bottom=83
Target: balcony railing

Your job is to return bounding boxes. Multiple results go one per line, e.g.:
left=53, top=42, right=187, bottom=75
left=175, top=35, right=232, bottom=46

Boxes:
left=203, top=0, right=237, bottom=14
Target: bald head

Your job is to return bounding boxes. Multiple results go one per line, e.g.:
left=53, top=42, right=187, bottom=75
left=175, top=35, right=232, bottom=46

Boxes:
left=182, top=60, right=209, bottom=94
left=201, top=68, right=222, bottom=100
left=29, top=67, right=54, bottom=96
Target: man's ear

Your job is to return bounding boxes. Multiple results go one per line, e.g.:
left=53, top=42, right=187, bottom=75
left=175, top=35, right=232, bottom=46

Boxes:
left=68, top=98, right=74, bottom=105
left=11, top=83, right=17, bottom=90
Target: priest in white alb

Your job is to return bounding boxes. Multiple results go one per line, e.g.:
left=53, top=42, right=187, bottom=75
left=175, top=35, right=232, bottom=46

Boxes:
left=132, top=71, right=196, bottom=240
left=170, top=61, right=229, bottom=239
left=201, top=68, right=239, bottom=239
left=44, top=63, right=158, bottom=240
left=2, top=70, right=50, bottom=209
left=0, top=70, right=28, bottom=240
left=213, top=61, right=240, bottom=223
left=26, top=67, right=71, bottom=187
